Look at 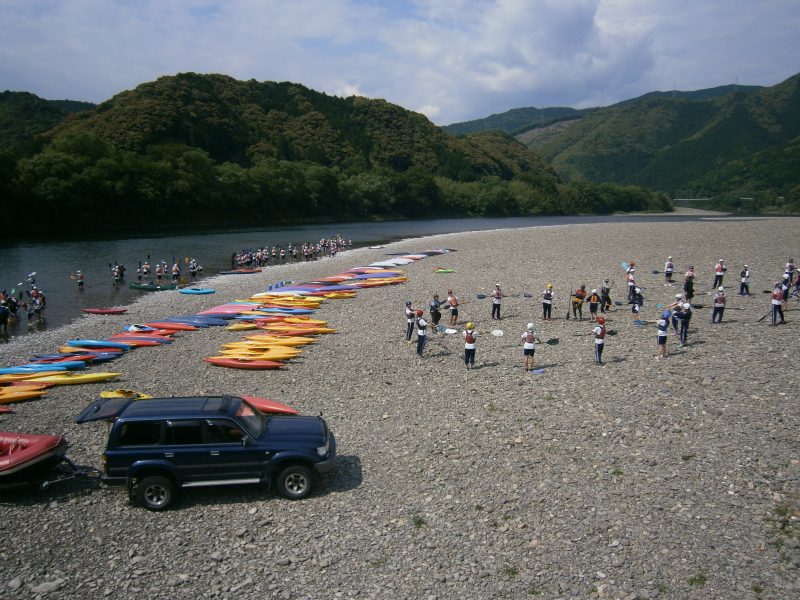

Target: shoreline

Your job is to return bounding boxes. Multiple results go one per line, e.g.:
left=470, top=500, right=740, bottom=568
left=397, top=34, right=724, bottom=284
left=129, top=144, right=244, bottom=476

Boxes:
left=1, top=218, right=798, bottom=598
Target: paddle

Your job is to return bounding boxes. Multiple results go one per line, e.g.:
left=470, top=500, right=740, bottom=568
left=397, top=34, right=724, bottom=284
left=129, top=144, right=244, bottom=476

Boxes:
left=565, top=288, right=573, bottom=320
left=544, top=338, right=559, bottom=345
left=476, top=294, right=487, bottom=299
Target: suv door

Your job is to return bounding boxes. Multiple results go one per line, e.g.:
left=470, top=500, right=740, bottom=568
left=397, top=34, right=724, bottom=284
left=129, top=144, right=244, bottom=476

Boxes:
left=204, top=419, right=270, bottom=481
left=162, top=420, right=208, bottom=482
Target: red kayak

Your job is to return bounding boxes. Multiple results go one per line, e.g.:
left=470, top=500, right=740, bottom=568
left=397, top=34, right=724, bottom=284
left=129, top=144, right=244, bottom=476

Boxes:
left=203, top=357, right=284, bottom=370
left=0, top=432, right=68, bottom=479
left=240, top=395, right=299, bottom=415
left=144, top=322, right=200, bottom=331
left=82, top=308, right=128, bottom=315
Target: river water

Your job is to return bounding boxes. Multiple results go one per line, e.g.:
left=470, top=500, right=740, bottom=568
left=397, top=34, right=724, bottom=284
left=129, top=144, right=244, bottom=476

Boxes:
left=0, top=214, right=705, bottom=340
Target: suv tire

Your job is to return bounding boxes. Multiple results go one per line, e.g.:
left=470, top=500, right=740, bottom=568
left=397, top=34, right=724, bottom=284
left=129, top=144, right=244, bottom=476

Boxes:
left=136, top=475, right=176, bottom=511
left=276, top=464, right=313, bottom=500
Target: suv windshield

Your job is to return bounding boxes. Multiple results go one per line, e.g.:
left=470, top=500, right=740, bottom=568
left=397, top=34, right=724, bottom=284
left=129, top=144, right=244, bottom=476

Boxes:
left=235, top=401, right=266, bottom=438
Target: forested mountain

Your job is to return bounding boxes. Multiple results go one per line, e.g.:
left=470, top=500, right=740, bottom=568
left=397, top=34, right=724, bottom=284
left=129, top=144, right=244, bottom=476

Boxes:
left=528, top=73, right=800, bottom=210
left=1, top=73, right=669, bottom=237
left=443, top=106, right=586, bottom=137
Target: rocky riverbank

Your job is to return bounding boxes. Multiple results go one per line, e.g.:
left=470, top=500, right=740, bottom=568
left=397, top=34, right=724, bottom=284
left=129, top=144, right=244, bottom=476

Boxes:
left=1, top=218, right=798, bottom=599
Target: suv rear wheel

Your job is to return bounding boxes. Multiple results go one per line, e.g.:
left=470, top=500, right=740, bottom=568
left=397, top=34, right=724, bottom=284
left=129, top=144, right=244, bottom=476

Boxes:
left=276, top=464, right=313, bottom=500
left=136, top=475, right=176, bottom=511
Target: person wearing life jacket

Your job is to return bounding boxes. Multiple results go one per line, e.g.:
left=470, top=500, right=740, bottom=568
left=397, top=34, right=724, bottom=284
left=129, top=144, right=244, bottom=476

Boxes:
left=668, top=293, right=683, bottom=335
left=631, top=287, right=644, bottom=317
left=600, top=278, right=612, bottom=313
left=429, top=294, right=442, bottom=333
left=463, top=322, right=478, bottom=369
left=415, top=309, right=428, bottom=356
left=739, top=264, right=750, bottom=296
left=675, top=302, right=692, bottom=347
left=404, top=301, right=415, bottom=341
left=587, top=288, right=600, bottom=322
left=446, top=289, right=459, bottom=326
left=76, top=270, right=84, bottom=289
left=0, top=300, right=9, bottom=336
left=711, top=286, right=726, bottom=323
left=664, top=256, right=675, bottom=285
left=572, top=285, right=587, bottom=320
left=491, top=284, right=503, bottom=320
left=656, top=309, right=670, bottom=359
left=713, top=259, right=726, bottom=289
left=521, top=322, right=540, bottom=371
left=626, top=269, right=636, bottom=302
left=771, top=282, right=786, bottom=326
left=142, top=261, right=151, bottom=277
left=542, top=284, right=554, bottom=320
left=155, top=263, right=163, bottom=282
left=683, top=266, right=695, bottom=301
left=171, top=263, right=180, bottom=281
left=593, top=316, right=606, bottom=365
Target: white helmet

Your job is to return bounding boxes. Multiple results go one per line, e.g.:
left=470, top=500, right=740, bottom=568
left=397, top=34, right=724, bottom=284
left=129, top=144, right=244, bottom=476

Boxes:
left=683, top=303, right=691, bottom=309
left=718, top=286, right=724, bottom=291
left=635, top=287, right=641, bottom=293
left=527, top=323, right=534, bottom=330
left=591, top=289, right=597, bottom=294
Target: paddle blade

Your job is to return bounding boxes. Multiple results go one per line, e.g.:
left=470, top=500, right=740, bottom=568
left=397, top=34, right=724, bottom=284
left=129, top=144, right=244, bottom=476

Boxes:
left=544, top=338, right=559, bottom=345
left=490, top=330, right=504, bottom=337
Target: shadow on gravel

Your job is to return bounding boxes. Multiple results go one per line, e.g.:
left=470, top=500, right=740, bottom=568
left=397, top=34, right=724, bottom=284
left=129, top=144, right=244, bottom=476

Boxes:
left=175, top=454, right=364, bottom=509
left=473, top=361, right=501, bottom=370
left=0, top=475, right=102, bottom=507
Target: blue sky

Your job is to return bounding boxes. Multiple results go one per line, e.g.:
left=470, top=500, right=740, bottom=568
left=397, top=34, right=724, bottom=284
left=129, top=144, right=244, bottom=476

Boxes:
left=1, top=0, right=798, bottom=125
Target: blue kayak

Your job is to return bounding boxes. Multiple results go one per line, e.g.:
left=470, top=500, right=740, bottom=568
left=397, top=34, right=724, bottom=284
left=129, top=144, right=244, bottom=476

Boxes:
left=20, top=360, right=87, bottom=371
left=66, top=339, right=133, bottom=350
left=0, top=364, right=70, bottom=374
left=179, top=288, right=215, bottom=295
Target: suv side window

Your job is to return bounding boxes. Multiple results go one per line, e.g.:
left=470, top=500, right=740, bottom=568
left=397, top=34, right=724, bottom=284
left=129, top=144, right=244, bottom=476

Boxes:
left=165, top=420, right=204, bottom=445
left=206, top=419, right=245, bottom=444
left=117, top=421, right=162, bottom=446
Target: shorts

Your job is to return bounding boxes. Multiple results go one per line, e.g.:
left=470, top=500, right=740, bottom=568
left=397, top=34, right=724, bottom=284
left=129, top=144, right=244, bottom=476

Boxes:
left=632, top=305, right=640, bottom=313
left=450, top=308, right=459, bottom=318
left=523, top=348, right=535, bottom=356
left=657, top=336, right=666, bottom=345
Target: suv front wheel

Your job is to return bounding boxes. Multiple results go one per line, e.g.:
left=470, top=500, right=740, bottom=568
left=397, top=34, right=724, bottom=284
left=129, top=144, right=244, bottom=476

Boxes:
left=135, top=475, right=176, bottom=511
left=276, top=464, right=313, bottom=500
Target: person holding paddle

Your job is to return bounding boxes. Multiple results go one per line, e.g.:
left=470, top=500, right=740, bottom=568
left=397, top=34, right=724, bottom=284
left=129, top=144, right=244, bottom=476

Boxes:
left=521, top=323, right=541, bottom=371
left=572, top=285, right=587, bottom=320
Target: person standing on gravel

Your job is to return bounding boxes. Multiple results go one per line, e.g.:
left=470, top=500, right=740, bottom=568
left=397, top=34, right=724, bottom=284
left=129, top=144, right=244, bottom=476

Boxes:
left=521, top=323, right=540, bottom=371
left=712, top=259, right=726, bottom=289
left=656, top=310, right=670, bottom=359
left=592, top=316, right=606, bottom=365
left=429, top=294, right=442, bottom=334
left=415, top=310, right=428, bottom=356
left=711, top=287, right=726, bottom=323
left=664, top=256, right=675, bottom=285
left=587, top=288, right=601, bottom=322
left=770, top=282, right=786, bottom=326
left=683, top=266, right=696, bottom=301
left=463, top=322, right=477, bottom=369
left=542, top=284, right=554, bottom=320
left=404, top=301, right=415, bottom=342
left=600, top=278, right=612, bottom=313
left=446, top=289, right=460, bottom=326
left=675, top=302, right=692, bottom=347
left=739, top=264, right=751, bottom=296
left=490, top=284, right=503, bottom=320
left=572, top=285, right=587, bottom=320
left=626, top=268, right=636, bottom=302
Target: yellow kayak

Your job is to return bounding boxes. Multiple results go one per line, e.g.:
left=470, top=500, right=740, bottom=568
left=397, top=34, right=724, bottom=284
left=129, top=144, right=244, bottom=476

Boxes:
left=30, top=372, right=122, bottom=385
left=0, top=388, right=48, bottom=404
left=262, top=324, right=336, bottom=334
left=219, top=348, right=301, bottom=361
left=226, top=322, right=260, bottom=331
left=282, top=317, right=328, bottom=326
left=243, top=335, right=316, bottom=346
left=100, top=389, right=153, bottom=400
left=0, top=371, right=62, bottom=383
left=222, top=342, right=303, bottom=354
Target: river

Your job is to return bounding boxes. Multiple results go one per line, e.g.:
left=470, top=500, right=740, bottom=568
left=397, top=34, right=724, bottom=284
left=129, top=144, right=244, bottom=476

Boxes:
left=0, top=214, right=708, bottom=340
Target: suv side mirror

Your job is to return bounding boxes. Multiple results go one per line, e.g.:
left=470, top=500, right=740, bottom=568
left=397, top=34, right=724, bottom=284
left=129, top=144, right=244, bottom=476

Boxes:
left=241, top=435, right=251, bottom=447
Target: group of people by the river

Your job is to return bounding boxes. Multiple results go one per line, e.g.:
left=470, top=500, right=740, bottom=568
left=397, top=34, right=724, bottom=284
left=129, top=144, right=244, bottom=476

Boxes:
left=231, top=236, right=353, bottom=268
left=403, top=256, right=798, bottom=369
left=0, top=273, right=47, bottom=337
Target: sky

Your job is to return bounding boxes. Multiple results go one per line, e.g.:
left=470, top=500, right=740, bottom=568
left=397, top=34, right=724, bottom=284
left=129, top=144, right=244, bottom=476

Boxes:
left=1, top=0, right=798, bottom=125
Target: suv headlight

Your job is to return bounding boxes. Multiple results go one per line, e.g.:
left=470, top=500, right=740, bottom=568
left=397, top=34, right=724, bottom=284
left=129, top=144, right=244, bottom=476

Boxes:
left=316, top=440, right=329, bottom=457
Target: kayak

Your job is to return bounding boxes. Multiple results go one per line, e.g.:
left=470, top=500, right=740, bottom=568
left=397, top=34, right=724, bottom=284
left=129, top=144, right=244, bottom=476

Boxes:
left=82, top=308, right=128, bottom=315
left=203, top=357, right=283, bottom=369
left=179, top=288, right=215, bottom=295
left=0, top=388, right=48, bottom=404
left=99, top=389, right=153, bottom=400
left=66, top=339, right=132, bottom=350
left=143, top=322, right=199, bottom=331
left=58, top=345, right=124, bottom=355
left=218, top=269, right=262, bottom=275
left=243, top=335, right=316, bottom=346
left=129, top=282, right=178, bottom=291
left=0, top=365, right=70, bottom=375
left=240, top=395, right=299, bottom=415
left=28, top=372, right=122, bottom=385
left=0, top=371, right=63, bottom=383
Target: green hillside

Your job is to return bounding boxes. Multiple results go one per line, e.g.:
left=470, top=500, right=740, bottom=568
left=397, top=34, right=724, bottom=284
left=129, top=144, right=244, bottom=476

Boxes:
left=443, top=106, right=585, bottom=136
left=529, top=73, right=800, bottom=210
left=1, top=73, right=669, bottom=237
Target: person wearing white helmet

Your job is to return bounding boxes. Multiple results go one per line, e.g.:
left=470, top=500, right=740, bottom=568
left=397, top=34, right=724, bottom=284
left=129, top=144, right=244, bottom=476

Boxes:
left=490, top=283, right=503, bottom=320
left=770, top=282, right=786, bottom=326
left=683, top=265, right=696, bottom=301
left=675, top=302, right=692, bottom=347
left=521, top=323, right=541, bottom=371
left=587, top=288, right=601, bottom=322
left=664, top=256, right=675, bottom=285
left=463, top=322, right=478, bottom=369
left=669, top=293, right=684, bottom=334
left=711, top=286, right=726, bottom=323
left=630, top=287, right=644, bottom=318
left=76, top=270, right=84, bottom=289
left=785, top=258, right=796, bottom=285
left=626, top=267, right=636, bottom=302
left=713, top=259, right=726, bottom=289
left=592, top=316, right=607, bottom=364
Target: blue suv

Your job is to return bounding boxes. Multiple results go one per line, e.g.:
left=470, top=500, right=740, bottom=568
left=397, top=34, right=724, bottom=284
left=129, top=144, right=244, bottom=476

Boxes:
left=76, top=395, right=336, bottom=510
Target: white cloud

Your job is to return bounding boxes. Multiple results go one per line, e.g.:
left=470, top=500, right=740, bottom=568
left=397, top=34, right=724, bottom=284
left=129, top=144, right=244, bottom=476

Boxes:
left=0, top=0, right=797, bottom=124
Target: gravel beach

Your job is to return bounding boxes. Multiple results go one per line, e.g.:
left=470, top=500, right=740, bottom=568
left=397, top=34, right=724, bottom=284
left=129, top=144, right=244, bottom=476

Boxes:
left=1, top=217, right=798, bottom=599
